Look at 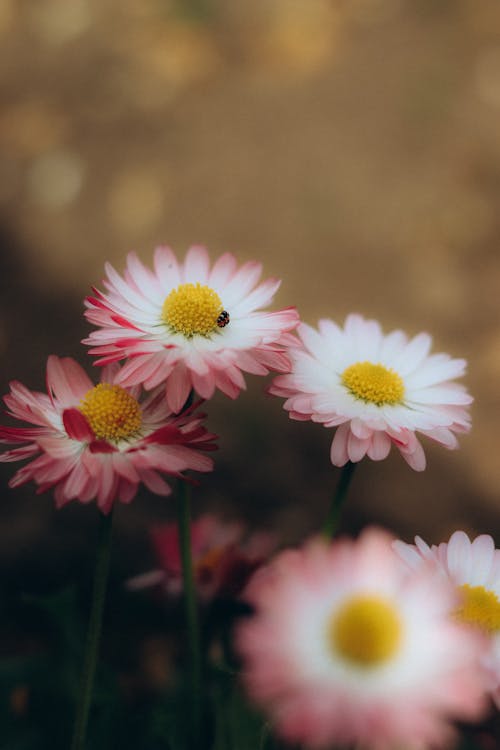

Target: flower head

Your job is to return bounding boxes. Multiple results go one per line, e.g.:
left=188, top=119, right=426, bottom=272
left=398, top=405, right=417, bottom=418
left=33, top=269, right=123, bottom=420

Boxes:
left=394, top=530, right=500, bottom=707
left=83, top=246, right=299, bottom=412
left=0, top=356, right=216, bottom=513
left=269, top=314, right=472, bottom=470
left=236, top=529, right=488, bottom=749
left=127, top=514, right=276, bottom=601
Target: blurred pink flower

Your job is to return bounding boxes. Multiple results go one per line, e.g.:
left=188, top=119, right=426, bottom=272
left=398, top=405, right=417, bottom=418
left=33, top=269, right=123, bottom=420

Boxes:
left=394, top=530, right=500, bottom=708
left=0, top=356, right=216, bottom=513
left=127, top=514, right=276, bottom=601
left=83, top=246, right=299, bottom=412
left=269, top=314, right=472, bottom=470
left=236, top=529, right=488, bottom=749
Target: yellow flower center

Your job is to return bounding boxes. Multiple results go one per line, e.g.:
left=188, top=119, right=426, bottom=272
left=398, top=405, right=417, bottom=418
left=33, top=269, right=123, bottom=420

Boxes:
left=455, top=584, right=500, bottom=634
left=342, top=361, right=405, bottom=406
left=162, top=282, right=223, bottom=338
left=79, top=383, right=142, bottom=442
left=329, top=595, right=402, bottom=667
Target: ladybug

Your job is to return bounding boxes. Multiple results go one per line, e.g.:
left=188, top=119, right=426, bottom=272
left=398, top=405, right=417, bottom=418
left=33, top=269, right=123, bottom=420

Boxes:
left=217, top=310, right=230, bottom=328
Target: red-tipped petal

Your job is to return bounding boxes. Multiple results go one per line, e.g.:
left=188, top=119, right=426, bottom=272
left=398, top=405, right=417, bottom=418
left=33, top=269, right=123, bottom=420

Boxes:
left=89, top=440, right=117, bottom=454
left=62, top=408, right=94, bottom=441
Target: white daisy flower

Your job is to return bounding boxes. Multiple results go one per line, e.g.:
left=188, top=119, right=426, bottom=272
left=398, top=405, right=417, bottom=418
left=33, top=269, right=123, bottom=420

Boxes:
left=237, top=529, right=488, bottom=749
left=270, top=314, right=472, bottom=470
left=83, top=246, right=299, bottom=412
left=395, top=530, right=500, bottom=707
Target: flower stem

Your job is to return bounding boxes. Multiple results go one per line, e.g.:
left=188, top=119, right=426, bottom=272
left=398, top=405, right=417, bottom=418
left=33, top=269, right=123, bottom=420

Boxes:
left=177, top=479, right=202, bottom=748
left=71, top=508, right=114, bottom=750
left=323, top=462, right=357, bottom=539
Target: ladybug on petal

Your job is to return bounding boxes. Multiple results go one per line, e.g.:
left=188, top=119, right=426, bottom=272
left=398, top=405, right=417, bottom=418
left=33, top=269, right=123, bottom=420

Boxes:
left=217, top=310, right=230, bottom=328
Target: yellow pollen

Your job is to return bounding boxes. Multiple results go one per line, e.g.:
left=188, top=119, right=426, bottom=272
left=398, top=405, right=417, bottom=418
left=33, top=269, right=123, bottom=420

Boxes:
left=79, top=383, right=142, bottom=442
left=455, top=584, right=500, bottom=634
left=342, top=361, right=405, bottom=406
left=162, top=282, right=223, bottom=338
left=329, top=595, right=402, bottom=667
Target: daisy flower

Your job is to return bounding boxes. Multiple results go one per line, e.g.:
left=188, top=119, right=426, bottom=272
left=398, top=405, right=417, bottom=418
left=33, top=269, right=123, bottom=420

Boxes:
left=394, top=530, right=500, bottom=707
left=236, top=529, right=488, bottom=750
left=269, top=314, right=472, bottom=470
left=83, top=246, right=299, bottom=412
left=0, top=356, right=216, bottom=513
left=127, top=514, right=276, bottom=601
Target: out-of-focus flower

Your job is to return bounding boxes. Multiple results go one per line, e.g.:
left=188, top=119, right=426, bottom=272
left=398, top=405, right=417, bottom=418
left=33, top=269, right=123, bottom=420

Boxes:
left=0, top=356, right=216, bottom=513
left=236, top=529, right=488, bottom=749
left=83, top=246, right=299, bottom=412
left=269, top=314, right=472, bottom=470
left=394, top=530, right=500, bottom=708
left=127, top=514, right=276, bottom=601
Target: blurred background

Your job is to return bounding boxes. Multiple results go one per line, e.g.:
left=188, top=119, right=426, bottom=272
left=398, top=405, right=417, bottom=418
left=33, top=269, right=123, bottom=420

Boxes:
left=0, top=0, right=500, bottom=742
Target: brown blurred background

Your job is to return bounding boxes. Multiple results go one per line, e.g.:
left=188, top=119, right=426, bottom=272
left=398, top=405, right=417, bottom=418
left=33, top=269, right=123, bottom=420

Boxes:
left=0, top=0, right=500, bottom=588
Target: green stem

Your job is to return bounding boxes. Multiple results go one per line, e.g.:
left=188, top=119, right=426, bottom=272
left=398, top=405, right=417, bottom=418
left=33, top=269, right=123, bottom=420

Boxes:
left=177, top=479, right=202, bottom=748
left=323, top=462, right=357, bottom=539
left=71, top=508, right=114, bottom=750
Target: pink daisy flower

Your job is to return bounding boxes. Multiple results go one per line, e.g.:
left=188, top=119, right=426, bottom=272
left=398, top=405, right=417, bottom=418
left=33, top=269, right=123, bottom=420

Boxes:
left=394, top=530, right=500, bottom=708
left=127, top=514, right=276, bottom=601
left=0, top=356, right=216, bottom=513
left=269, top=314, right=472, bottom=470
left=83, top=246, right=299, bottom=412
left=236, top=529, right=488, bottom=750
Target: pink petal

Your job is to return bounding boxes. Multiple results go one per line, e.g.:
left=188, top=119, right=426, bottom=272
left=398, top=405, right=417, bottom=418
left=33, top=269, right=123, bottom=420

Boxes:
left=347, top=432, right=370, bottom=462
left=96, top=459, right=118, bottom=513
left=0, top=426, right=48, bottom=442
left=366, top=431, right=391, bottom=461
left=37, top=436, right=80, bottom=459
left=118, top=353, right=171, bottom=388
left=140, top=468, right=172, bottom=495
left=0, top=444, right=39, bottom=462
left=234, top=351, right=269, bottom=376
left=62, top=408, right=94, bottom=441
left=254, top=348, right=291, bottom=372
left=110, top=314, right=143, bottom=331
left=144, top=425, right=186, bottom=445
left=330, top=423, right=350, bottom=466
left=191, top=370, right=216, bottom=400
left=350, top=418, right=372, bottom=440
left=214, top=368, right=244, bottom=399
left=118, top=479, right=138, bottom=504
left=422, top=427, right=458, bottom=449
left=112, top=453, right=141, bottom=482
left=398, top=436, right=426, bottom=471
left=46, top=356, right=93, bottom=407
left=54, top=482, right=71, bottom=509
left=63, top=461, right=91, bottom=499
left=100, top=362, right=121, bottom=383
left=166, top=364, right=193, bottom=413
left=89, top=440, right=117, bottom=454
